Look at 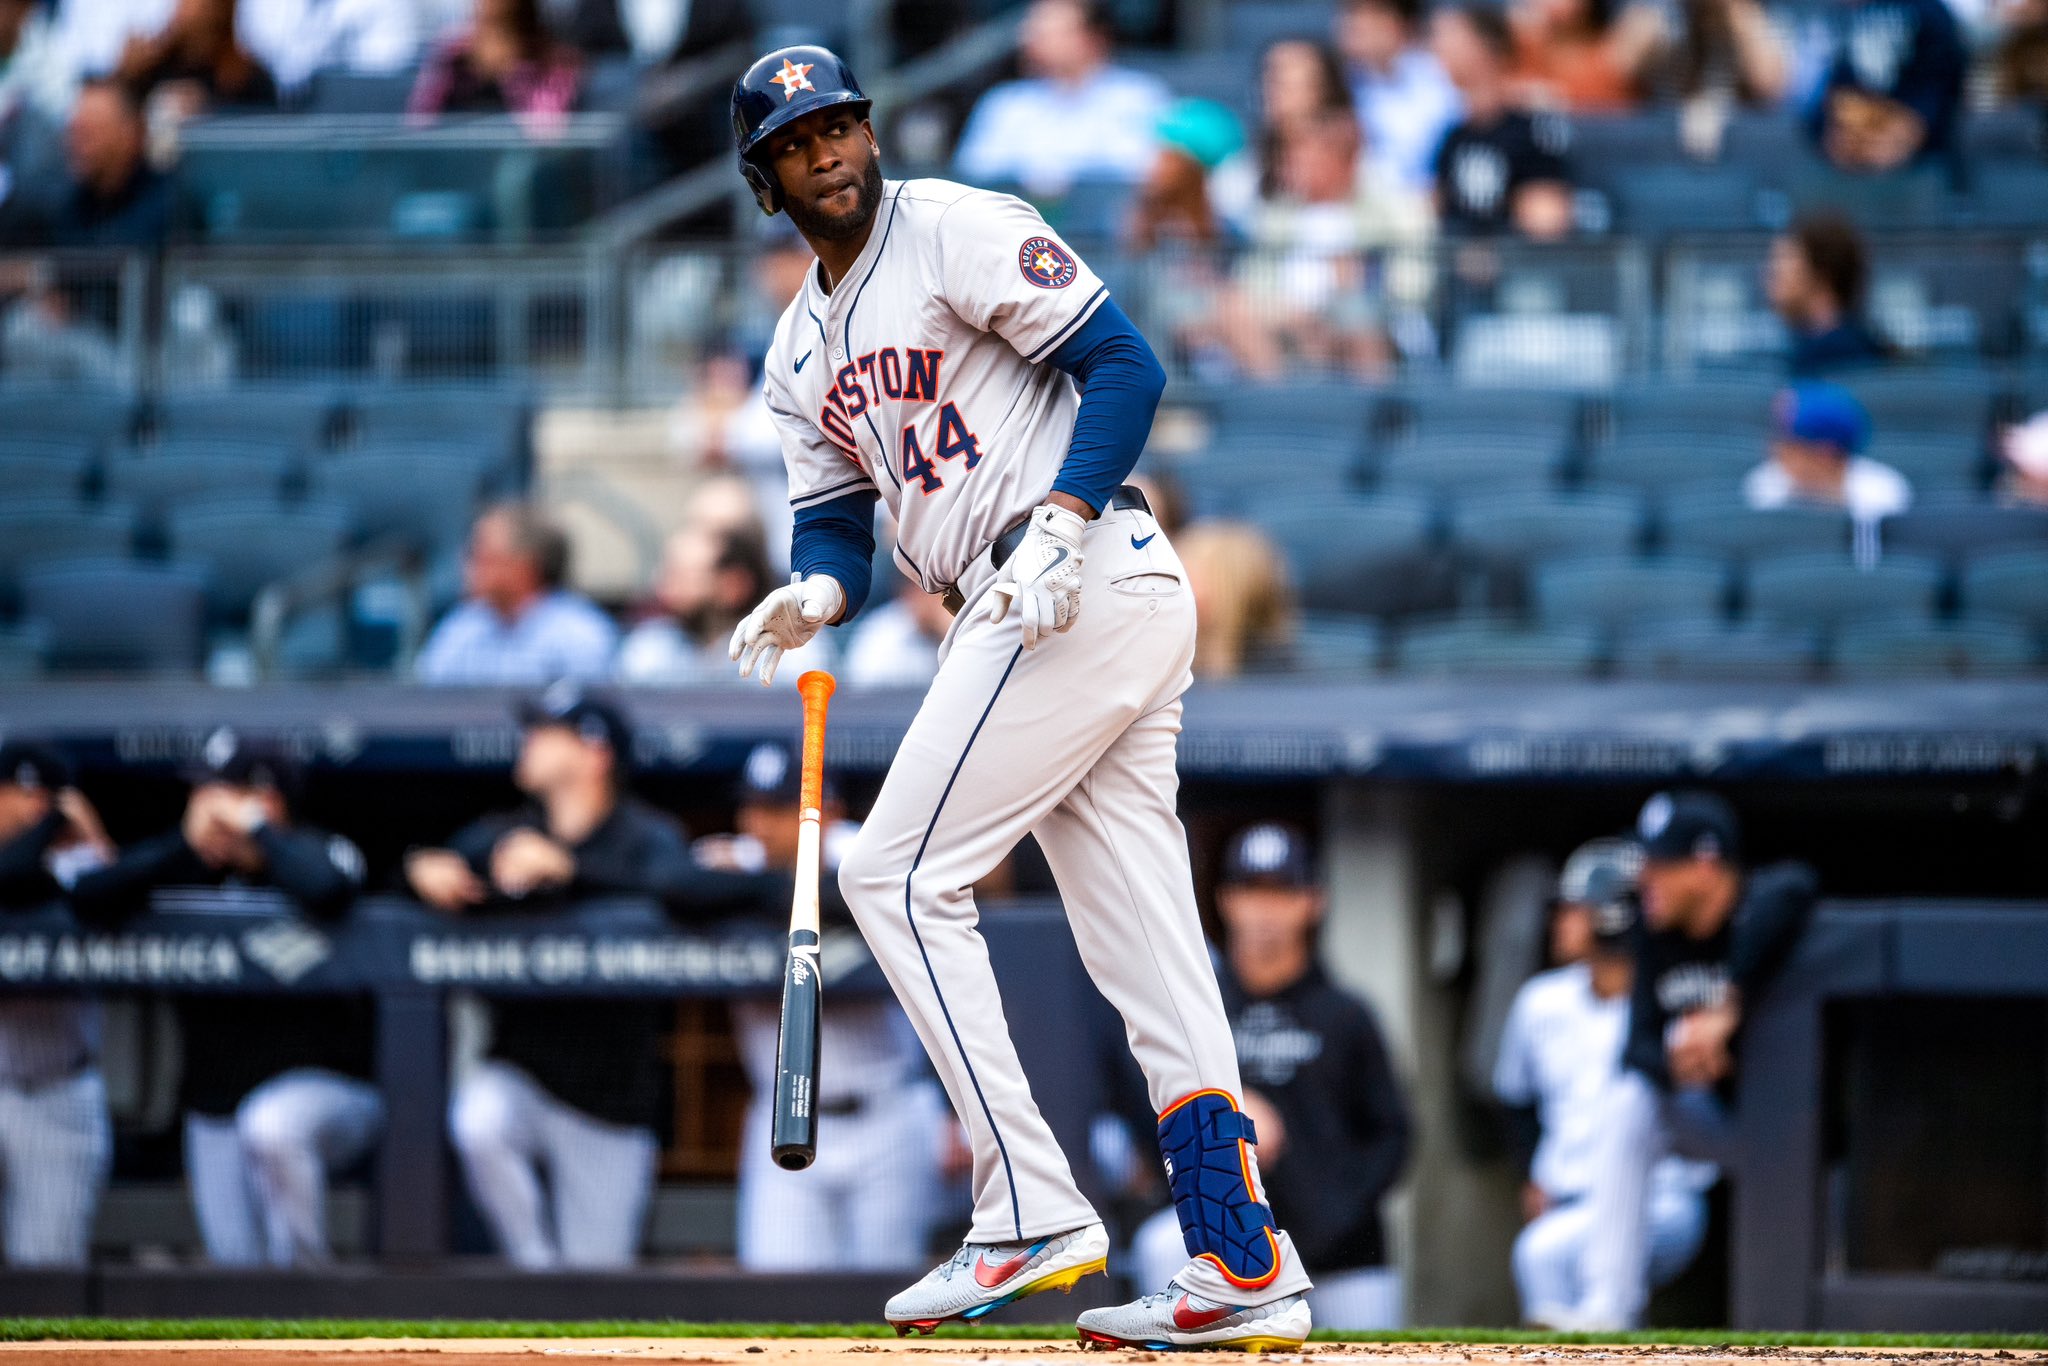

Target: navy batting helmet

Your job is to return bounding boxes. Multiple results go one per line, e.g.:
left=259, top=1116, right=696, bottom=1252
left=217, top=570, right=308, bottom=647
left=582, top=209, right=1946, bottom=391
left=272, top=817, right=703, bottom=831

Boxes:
left=731, top=45, right=871, bottom=216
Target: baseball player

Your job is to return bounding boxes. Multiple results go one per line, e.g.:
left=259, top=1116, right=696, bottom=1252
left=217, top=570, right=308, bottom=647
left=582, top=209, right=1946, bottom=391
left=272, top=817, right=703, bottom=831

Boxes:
left=1569, top=792, right=1817, bottom=1330
left=0, top=742, right=114, bottom=1267
left=698, top=742, right=943, bottom=1271
left=724, top=45, right=1314, bottom=1348
left=1493, top=838, right=1714, bottom=1328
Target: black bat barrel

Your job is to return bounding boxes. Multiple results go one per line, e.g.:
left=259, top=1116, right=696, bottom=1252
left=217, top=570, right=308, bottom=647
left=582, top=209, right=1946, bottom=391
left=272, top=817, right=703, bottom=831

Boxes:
left=771, top=928, right=822, bottom=1170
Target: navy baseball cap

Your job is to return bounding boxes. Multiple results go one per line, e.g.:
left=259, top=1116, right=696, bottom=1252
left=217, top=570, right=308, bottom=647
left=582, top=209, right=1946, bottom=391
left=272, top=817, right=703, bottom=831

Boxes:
left=0, top=740, right=71, bottom=793
left=1558, top=836, right=1643, bottom=906
left=736, top=740, right=836, bottom=806
left=1775, top=382, right=1870, bottom=456
left=1588, top=887, right=1639, bottom=942
left=517, top=683, right=633, bottom=765
left=1636, top=790, right=1742, bottom=864
left=1221, top=823, right=1315, bottom=888
left=188, top=726, right=300, bottom=798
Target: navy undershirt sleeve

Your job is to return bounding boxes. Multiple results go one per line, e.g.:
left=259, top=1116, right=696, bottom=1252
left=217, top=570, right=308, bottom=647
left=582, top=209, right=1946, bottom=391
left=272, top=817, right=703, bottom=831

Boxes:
left=1045, top=297, right=1167, bottom=514
left=791, top=487, right=878, bottom=622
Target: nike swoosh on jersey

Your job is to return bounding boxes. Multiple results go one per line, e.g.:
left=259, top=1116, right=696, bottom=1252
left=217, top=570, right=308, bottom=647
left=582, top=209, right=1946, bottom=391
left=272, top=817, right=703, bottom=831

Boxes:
left=973, top=1241, right=1046, bottom=1288
left=1131, top=532, right=1157, bottom=549
left=794, top=350, right=811, bottom=372
left=1172, top=1296, right=1238, bottom=1330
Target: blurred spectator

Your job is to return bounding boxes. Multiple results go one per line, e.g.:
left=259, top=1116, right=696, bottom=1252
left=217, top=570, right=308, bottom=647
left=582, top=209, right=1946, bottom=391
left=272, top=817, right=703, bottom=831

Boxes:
left=408, top=688, right=759, bottom=1269
left=701, top=742, right=943, bottom=1271
left=1336, top=0, right=1462, bottom=191
left=1221, top=106, right=1432, bottom=380
left=415, top=502, right=618, bottom=687
left=1126, top=97, right=1245, bottom=250
left=72, top=729, right=376, bottom=1269
left=603, top=0, right=754, bottom=178
left=1509, top=0, right=1666, bottom=111
left=617, top=524, right=822, bottom=686
left=952, top=0, right=1167, bottom=196
left=1548, top=836, right=1640, bottom=968
left=1132, top=823, right=1410, bottom=1328
left=1494, top=839, right=1714, bottom=1328
left=1812, top=0, right=1964, bottom=171
left=0, top=0, right=76, bottom=125
left=1432, top=5, right=1575, bottom=239
left=408, top=0, right=580, bottom=138
left=1996, top=0, right=2048, bottom=105
left=1766, top=213, right=1889, bottom=377
left=47, top=78, right=169, bottom=247
left=0, top=741, right=113, bottom=1269
left=1567, top=791, right=1817, bottom=1330
left=1177, top=520, right=1295, bottom=679
left=1743, top=383, right=1911, bottom=539
left=842, top=576, right=952, bottom=689
left=1998, top=411, right=2048, bottom=508
left=49, top=0, right=168, bottom=83
left=0, top=259, right=123, bottom=383
left=115, top=0, right=279, bottom=111
left=1665, top=0, right=1789, bottom=119
left=237, top=0, right=418, bottom=95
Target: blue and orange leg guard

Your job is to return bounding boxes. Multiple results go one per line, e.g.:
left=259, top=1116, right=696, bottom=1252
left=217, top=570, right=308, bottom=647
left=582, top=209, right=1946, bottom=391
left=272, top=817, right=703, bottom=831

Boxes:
left=1156, top=1089, right=1282, bottom=1293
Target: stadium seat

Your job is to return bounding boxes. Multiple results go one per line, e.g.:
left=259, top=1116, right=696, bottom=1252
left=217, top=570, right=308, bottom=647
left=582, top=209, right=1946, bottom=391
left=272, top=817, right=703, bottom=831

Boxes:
left=1222, top=0, right=1333, bottom=54
left=301, top=68, right=417, bottom=114
left=1254, top=496, right=1453, bottom=619
left=1831, top=620, right=2040, bottom=678
left=154, top=388, right=337, bottom=451
left=1532, top=555, right=1729, bottom=630
left=1377, top=438, right=1564, bottom=497
left=0, top=443, right=94, bottom=499
left=166, top=498, right=354, bottom=623
left=1580, top=436, right=1758, bottom=493
left=103, top=447, right=294, bottom=521
left=310, top=450, right=490, bottom=553
left=1392, top=618, right=1602, bottom=679
left=1964, top=164, right=2048, bottom=229
left=1287, top=614, right=1385, bottom=677
left=1215, top=386, right=1375, bottom=441
left=1881, top=495, right=2048, bottom=563
left=1612, top=620, right=1821, bottom=681
left=1960, top=550, right=2048, bottom=632
left=1744, top=553, right=1945, bottom=630
left=1390, top=389, right=1581, bottom=445
left=1450, top=490, right=1645, bottom=609
left=1860, top=434, right=1986, bottom=493
left=0, top=388, right=136, bottom=448
left=20, top=558, right=207, bottom=674
left=1839, top=371, right=1997, bottom=438
left=0, top=501, right=135, bottom=608
left=1605, top=382, right=1779, bottom=439
left=1180, top=448, right=1355, bottom=517
left=1610, top=165, right=1761, bottom=235
left=0, top=625, right=47, bottom=680
left=1659, top=492, right=1850, bottom=561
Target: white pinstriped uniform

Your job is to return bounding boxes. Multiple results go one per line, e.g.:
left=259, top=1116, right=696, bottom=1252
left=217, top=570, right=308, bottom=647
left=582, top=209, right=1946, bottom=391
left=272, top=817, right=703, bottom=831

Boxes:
left=764, top=177, right=1310, bottom=1306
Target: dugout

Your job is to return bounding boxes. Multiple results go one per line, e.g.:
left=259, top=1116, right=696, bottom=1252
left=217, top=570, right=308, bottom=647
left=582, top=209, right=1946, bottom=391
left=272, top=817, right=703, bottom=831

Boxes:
left=0, top=677, right=2042, bottom=1329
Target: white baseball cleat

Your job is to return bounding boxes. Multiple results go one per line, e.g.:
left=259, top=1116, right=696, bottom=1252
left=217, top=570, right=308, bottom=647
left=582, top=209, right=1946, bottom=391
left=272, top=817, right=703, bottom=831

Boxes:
left=1076, top=1283, right=1312, bottom=1352
left=885, top=1222, right=1110, bottom=1335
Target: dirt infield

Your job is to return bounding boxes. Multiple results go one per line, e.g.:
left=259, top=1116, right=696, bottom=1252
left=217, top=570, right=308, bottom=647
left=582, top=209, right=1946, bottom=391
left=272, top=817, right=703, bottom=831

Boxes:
left=1, top=1340, right=2044, bottom=1366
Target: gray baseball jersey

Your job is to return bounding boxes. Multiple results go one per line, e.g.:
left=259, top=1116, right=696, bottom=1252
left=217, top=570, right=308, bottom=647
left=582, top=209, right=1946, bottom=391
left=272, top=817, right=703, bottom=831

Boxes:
left=762, top=177, right=1311, bottom=1308
left=765, top=178, right=1108, bottom=594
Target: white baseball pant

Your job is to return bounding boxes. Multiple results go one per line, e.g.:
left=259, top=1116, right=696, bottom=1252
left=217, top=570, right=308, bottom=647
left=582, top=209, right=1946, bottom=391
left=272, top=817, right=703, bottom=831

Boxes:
left=448, top=1060, right=656, bottom=1270
left=186, top=1069, right=384, bottom=1267
left=1575, top=1071, right=1738, bottom=1328
left=0, top=1069, right=109, bottom=1267
left=1514, top=1178, right=1709, bottom=1327
left=836, top=509, right=1312, bottom=1305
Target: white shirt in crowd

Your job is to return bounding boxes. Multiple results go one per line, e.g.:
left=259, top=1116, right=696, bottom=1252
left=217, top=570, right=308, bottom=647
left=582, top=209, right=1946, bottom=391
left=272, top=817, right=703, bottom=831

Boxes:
left=1349, top=47, right=1463, bottom=192
left=415, top=591, right=618, bottom=686
left=1494, top=963, right=1716, bottom=1204
left=238, top=0, right=419, bottom=92
left=953, top=64, right=1169, bottom=195
left=1742, top=456, right=1913, bottom=525
left=840, top=597, right=942, bottom=690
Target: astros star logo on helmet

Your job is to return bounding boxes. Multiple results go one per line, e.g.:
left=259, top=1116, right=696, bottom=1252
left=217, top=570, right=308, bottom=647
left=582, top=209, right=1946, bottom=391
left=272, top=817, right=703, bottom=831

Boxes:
left=770, top=58, right=816, bottom=99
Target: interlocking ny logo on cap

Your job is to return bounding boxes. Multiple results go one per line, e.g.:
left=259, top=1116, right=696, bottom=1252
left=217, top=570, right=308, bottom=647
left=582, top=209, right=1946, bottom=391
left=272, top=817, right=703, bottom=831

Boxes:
left=771, top=58, right=815, bottom=100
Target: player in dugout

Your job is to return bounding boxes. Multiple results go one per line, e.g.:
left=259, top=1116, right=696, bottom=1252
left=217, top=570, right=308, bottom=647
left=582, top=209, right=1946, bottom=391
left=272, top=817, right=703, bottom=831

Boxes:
left=405, top=684, right=772, bottom=1269
left=1130, top=823, right=1410, bottom=1329
left=70, top=728, right=379, bottom=1269
left=1565, top=791, right=1818, bottom=1331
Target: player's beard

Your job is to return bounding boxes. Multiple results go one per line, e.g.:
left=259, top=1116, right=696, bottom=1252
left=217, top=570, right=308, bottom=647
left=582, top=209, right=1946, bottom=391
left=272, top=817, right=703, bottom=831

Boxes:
left=787, top=155, right=884, bottom=242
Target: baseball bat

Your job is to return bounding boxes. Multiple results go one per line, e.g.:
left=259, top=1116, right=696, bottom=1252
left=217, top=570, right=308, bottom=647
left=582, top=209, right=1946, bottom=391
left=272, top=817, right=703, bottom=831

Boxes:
left=771, top=668, right=837, bottom=1171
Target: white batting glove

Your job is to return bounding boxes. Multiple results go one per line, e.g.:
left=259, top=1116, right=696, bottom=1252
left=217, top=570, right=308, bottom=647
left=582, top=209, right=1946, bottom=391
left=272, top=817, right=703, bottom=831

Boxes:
left=730, top=573, right=844, bottom=686
left=986, top=504, right=1086, bottom=650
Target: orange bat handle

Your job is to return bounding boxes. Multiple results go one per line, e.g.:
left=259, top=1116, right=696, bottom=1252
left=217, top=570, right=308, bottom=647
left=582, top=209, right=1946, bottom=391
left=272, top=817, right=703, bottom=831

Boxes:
left=797, top=671, right=837, bottom=814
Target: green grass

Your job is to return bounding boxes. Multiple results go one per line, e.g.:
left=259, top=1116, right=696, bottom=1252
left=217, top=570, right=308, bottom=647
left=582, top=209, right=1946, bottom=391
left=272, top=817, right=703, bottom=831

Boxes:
left=1, top=1320, right=2044, bottom=1348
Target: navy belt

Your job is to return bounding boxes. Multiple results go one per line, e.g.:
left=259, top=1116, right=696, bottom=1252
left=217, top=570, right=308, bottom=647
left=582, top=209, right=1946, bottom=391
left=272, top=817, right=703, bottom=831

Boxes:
left=940, top=485, right=1152, bottom=616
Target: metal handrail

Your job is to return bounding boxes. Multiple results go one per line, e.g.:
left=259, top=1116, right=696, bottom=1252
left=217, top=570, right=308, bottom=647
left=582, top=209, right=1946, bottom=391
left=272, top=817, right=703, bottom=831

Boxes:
left=249, top=535, right=425, bottom=681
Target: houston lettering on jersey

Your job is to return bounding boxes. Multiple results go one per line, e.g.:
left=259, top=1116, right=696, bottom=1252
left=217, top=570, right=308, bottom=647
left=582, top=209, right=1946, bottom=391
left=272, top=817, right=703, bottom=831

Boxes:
left=817, top=346, right=944, bottom=449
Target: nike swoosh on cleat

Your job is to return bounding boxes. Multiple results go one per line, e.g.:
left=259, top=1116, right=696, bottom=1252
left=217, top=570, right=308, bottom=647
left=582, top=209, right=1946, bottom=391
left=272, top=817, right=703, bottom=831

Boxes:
left=1131, top=532, right=1157, bottom=549
left=794, top=350, right=811, bottom=373
left=1171, top=1296, right=1239, bottom=1331
left=974, top=1242, right=1045, bottom=1288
